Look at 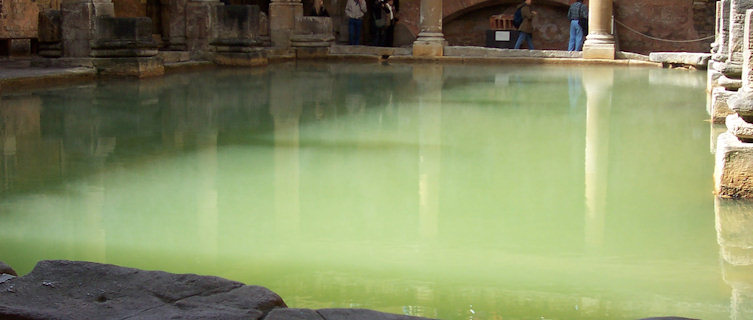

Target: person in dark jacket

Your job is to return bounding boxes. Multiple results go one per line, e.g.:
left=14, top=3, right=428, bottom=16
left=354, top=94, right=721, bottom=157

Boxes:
left=514, top=0, right=536, bottom=50
left=311, top=0, right=330, bottom=16
left=567, top=0, right=588, bottom=51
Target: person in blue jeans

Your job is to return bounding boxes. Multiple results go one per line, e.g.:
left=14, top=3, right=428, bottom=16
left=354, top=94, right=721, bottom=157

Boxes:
left=514, top=0, right=536, bottom=50
left=346, top=0, right=367, bottom=45
left=567, top=0, right=588, bottom=51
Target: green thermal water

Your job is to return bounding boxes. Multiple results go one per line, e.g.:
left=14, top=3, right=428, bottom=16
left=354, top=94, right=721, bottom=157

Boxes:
left=0, top=62, right=726, bottom=319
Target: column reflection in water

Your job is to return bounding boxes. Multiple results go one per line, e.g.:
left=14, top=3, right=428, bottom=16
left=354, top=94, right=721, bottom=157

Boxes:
left=413, top=64, right=442, bottom=240
left=196, top=130, right=219, bottom=261
left=715, top=198, right=753, bottom=319
left=270, top=72, right=302, bottom=236
left=582, top=68, right=612, bottom=250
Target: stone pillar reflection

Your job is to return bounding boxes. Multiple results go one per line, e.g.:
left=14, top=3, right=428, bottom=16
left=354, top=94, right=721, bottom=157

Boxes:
left=269, top=0, right=303, bottom=48
left=270, top=73, right=302, bottom=235
left=196, top=131, right=218, bottom=262
left=81, top=136, right=115, bottom=262
left=715, top=198, right=753, bottom=319
left=413, top=65, right=443, bottom=239
left=582, top=0, right=614, bottom=60
left=412, top=0, right=446, bottom=57
left=582, top=68, right=613, bottom=249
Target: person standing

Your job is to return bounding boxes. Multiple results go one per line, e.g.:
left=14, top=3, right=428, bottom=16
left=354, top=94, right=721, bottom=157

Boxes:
left=311, top=0, right=330, bottom=16
left=346, top=0, right=368, bottom=45
left=567, top=0, right=588, bottom=51
left=514, top=0, right=536, bottom=50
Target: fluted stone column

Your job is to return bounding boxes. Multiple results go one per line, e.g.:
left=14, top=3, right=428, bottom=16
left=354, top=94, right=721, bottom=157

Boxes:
left=269, top=0, right=303, bottom=48
left=412, top=0, right=446, bottom=57
left=582, top=0, right=614, bottom=60
left=61, top=0, right=114, bottom=57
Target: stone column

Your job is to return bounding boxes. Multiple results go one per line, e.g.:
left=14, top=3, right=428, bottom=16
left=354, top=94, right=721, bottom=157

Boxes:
left=61, top=0, right=114, bottom=57
left=269, top=0, right=303, bottom=48
left=412, top=0, right=446, bottom=57
left=727, top=0, right=753, bottom=76
left=186, top=0, right=221, bottom=58
left=582, top=0, right=615, bottom=59
left=164, top=0, right=188, bottom=51
left=582, top=68, right=613, bottom=249
left=716, top=9, right=753, bottom=199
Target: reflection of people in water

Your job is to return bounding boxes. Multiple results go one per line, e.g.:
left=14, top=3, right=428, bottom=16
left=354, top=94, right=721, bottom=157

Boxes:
left=568, top=72, right=583, bottom=114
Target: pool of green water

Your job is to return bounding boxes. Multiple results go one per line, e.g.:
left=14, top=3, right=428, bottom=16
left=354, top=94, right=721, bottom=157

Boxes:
left=0, top=62, right=725, bottom=319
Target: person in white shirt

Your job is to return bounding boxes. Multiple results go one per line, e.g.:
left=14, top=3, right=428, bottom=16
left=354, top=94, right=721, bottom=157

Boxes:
left=346, top=0, right=368, bottom=45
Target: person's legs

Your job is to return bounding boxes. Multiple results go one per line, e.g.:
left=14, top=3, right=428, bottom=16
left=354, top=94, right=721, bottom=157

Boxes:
left=575, top=23, right=584, bottom=51
left=514, top=32, right=526, bottom=49
left=348, top=18, right=357, bottom=45
left=526, top=33, right=534, bottom=50
left=568, top=20, right=578, bottom=51
left=354, top=19, right=363, bottom=45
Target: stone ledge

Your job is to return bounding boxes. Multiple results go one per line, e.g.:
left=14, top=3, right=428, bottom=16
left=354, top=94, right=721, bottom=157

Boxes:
left=0, top=260, right=435, bottom=320
left=649, top=52, right=712, bottom=68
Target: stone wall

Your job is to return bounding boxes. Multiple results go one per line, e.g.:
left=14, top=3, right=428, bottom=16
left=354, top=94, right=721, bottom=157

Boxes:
left=397, top=0, right=716, bottom=53
left=444, top=4, right=569, bottom=50
left=614, top=0, right=714, bottom=54
left=0, top=0, right=39, bottom=39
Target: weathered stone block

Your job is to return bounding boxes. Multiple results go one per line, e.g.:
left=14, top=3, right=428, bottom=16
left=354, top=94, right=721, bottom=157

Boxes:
left=728, top=87, right=753, bottom=121
left=583, top=43, right=616, bottom=60
left=649, top=52, right=711, bottom=68
left=163, top=0, right=187, bottom=50
left=211, top=5, right=260, bottom=46
left=412, top=41, right=444, bottom=57
left=90, top=16, right=158, bottom=57
left=211, top=50, right=268, bottom=66
left=0, top=260, right=287, bottom=320
left=0, top=0, right=40, bottom=39
left=38, top=10, right=62, bottom=43
left=92, top=56, right=164, bottom=78
left=269, top=1, right=303, bottom=48
left=291, top=17, right=334, bottom=48
left=713, top=87, right=737, bottom=123
left=61, top=0, right=115, bottom=57
left=186, top=0, right=222, bottom=58
left=727, top=113, right=753, bottom=141
left=715, top=132, right=753, bottom=198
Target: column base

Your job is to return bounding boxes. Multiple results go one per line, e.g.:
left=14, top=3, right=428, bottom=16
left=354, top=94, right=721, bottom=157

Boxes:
left=583, top=41, right=615, bottom=60
left=413, top=33, right=446, bottom=57
left=715, top=132, right=753, bottom=199
left=269, top=1, right=303, bottom=48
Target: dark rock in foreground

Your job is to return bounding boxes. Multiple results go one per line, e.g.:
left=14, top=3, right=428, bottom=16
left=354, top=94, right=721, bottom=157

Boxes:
left=0, top=261, right=17, bottom=277
left=0, top=260, right=434, bottom=320
left=266, top=308, right=432, bottom=320
left=0, top=260, right=285, bottom=320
